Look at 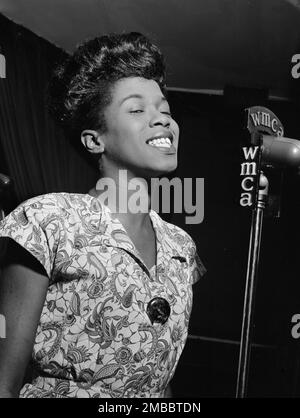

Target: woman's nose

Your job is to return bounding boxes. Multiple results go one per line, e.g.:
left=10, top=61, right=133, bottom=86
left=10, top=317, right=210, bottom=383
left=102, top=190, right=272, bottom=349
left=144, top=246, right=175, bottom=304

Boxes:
left=149, top=110, right=170, bottom=128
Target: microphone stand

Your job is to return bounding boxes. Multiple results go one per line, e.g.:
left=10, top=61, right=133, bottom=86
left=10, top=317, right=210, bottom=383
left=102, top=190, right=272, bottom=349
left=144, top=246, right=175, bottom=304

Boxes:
left=235, top=106, right=287, bottom=397
left=236, top=135, right=269, bottom=398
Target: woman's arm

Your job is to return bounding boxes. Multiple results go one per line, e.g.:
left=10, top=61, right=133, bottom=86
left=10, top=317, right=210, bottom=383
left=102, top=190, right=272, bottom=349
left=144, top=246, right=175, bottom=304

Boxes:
left=0, top=240, right=49, bottom=398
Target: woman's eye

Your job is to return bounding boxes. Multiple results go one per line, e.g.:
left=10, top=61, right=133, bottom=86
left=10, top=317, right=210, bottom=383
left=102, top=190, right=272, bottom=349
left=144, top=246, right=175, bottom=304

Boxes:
left=161, top=111, right=172, bottom=116
left=130, top=109, right=143, bottom=113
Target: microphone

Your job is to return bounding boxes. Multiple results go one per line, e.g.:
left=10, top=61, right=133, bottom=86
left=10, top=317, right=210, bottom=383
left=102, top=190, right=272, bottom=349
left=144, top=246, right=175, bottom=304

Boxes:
left=0, top=173, right=12, bottom=190
left=262, top=135, right=300, bottom=167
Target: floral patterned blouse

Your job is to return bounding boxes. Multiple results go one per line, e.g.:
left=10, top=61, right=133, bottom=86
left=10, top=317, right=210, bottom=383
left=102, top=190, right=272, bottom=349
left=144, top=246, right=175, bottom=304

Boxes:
left=0, top=193, right=206, bottom=398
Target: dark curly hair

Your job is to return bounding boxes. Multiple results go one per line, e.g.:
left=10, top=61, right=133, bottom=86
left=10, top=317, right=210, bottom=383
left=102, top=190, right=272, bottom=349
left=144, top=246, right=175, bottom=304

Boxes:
left=47, top=32, right=166, bottom=136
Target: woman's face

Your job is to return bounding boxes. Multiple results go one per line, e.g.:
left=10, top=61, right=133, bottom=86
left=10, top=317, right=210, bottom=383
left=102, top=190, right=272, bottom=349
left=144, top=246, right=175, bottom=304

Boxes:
left=100, top=77, right=179, bottom=178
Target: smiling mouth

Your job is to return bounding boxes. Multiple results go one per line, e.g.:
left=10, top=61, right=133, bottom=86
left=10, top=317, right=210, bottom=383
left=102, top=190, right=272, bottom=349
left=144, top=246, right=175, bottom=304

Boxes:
left=146, top=135, right=174, bottom=150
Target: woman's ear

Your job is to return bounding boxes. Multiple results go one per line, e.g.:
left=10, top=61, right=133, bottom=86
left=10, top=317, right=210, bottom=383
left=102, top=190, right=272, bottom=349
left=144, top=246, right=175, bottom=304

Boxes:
left=81, top=130, right=105, bottom=154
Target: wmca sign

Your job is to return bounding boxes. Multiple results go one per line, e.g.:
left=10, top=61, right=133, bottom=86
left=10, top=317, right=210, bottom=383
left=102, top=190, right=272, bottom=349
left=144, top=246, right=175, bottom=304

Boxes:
left=240, top=106, right=284, bottom=207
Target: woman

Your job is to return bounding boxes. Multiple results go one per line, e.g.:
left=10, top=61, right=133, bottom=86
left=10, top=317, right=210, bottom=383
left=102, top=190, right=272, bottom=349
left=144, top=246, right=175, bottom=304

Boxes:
left=0, top=32, right=206, bottom=398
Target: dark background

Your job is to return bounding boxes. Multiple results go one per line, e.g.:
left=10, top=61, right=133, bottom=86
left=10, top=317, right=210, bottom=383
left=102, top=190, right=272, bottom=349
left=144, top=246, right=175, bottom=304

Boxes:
left=170, top=92, right=300, bottom=397
left=2, top=12, right=300, bottom=397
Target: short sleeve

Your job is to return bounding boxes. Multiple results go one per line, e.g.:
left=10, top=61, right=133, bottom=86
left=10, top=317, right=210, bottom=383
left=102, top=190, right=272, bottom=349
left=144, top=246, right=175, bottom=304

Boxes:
left=0, top=195, right=63, bottom=279
left=187, top=239, right=207, bottom=285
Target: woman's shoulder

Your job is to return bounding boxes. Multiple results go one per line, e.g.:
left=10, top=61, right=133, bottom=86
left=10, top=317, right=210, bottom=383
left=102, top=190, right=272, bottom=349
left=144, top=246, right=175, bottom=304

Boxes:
left=5, top=192, right=102, bottom=218
left=0, top=192, right=104, bottom=233
left=17, top=192, right=94, bottom=210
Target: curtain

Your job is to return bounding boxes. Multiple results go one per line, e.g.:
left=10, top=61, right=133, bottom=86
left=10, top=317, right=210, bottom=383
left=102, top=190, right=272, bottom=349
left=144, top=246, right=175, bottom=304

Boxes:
left=0, top=13, right=97, bottom=206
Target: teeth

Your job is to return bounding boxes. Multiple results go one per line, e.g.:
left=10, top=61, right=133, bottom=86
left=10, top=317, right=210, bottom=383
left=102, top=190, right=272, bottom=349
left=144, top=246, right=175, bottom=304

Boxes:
left=148, top=137, right=172, bottom=148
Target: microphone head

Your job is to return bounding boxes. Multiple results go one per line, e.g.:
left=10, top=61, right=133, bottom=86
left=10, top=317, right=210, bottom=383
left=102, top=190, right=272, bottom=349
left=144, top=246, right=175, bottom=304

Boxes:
left=262, top=135, right=300, bottom=167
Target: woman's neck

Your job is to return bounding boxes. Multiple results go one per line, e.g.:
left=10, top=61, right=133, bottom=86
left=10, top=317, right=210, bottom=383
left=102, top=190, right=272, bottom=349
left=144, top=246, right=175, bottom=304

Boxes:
left=90, top=167, right=152, bottom=231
